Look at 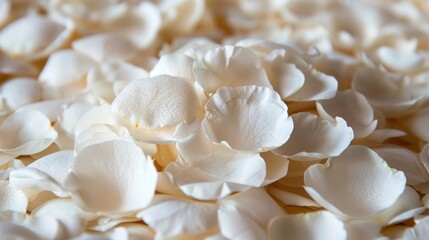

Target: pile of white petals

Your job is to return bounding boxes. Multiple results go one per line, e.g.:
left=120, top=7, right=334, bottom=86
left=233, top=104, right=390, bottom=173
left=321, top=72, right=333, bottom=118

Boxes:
left=1, top=0, right=429, bottom=239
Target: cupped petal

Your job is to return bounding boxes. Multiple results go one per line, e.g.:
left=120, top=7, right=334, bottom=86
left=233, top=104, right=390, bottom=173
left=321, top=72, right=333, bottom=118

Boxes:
left=269, top=211, right=347, bottom=240
left=166, top=152, right=266, bottom=200
left=272, top=112, right=353, bottom=161
left=72, top=34, right=138, bottom=63
left=0, top=181, right=27, bottom=212
left=112, top=75, right=199, bottom=129
left=150, top=53, right=195, bottom=79
left=64, top=140, right=157, bottom=215
left=0, top=50, right=38, bottom=77
left=260, top=151, right=289, bottom=186
left=0, top=14, right=73, bottom=59
left=218, top=188, right=284, bottom=240
left=316, top=89, right=377, bottom=139
left=304, top=145, right=406, bottom=219
left=352, top=67, right=422, bottom=117
left=202, top=86, right=293, bottom=152
left=137, top=195, right=217, bottom=237
left=0, top=110, right=57, bottom=155
left=193, top=46, right=271, bottom=93
left=1, top=78, right=42, bottom=110
left=374, top=46, right=426, bottom=72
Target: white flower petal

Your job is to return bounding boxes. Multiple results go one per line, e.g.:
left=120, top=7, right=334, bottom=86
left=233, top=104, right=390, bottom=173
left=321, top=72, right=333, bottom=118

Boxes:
left=286, top=55, right=338, bottom=101
left=269, top=211, right=347, bottom=240
left=375, top=46, right=426, bottom=72
left=159, top=0, right=205, bottom=36
left=0, top=181, right=27, bottom=212
left=374, top=146, right=428, bottom=186
left=0, top=110, right=57, bottom=155
left=202, top=86, right=293, bottom=152
left=9, top=168, right=64, bottom=197
left=112, top=75, right=199, bottom=129
left=16, top=99, right=69, bottom=122
left=267, top=186, right=319, bottom=207
left=166, top=152, right=266, bottom=200
left=406, top=107, right=429, bottom=142
left=218, top=188, right=284, bottom=240
left=403, top=216, right=429, bottom=240
left=0, top=14, right=73, bottom=59
left=1, top=78, right=42, bottom=110
left=375, top=186, right=425, bottom=225
left=87, top=61, right=148, bottom=103
left=72, top=34, right=137, bottom=63
left=352, top=67, right=422, bottom=117
left=0, top=50, right=38, bottom=77
left=137, top=195, right=217, bottom=237
left=193, top=46, right=271, bottom=93
left=64, top=140, right=157, bottom=215
left=0, top=222, right=42, bottom=240
left=304, top=145, right=406, bottom=219
left=150, top=53, right=195, bottom=79
left=39, top=50, right=94, bottom=87
left=317, top=89, right=377, bottom=138
left=260, top=151, right=289, bottom=186
left=273, top=112, right=353, bottom=161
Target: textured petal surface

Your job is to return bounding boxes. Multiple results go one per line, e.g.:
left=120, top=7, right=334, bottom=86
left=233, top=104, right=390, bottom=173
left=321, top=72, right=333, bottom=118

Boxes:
left=202, top=86, right=293, bottom=152
left=65, top=140, right=157, bottom=215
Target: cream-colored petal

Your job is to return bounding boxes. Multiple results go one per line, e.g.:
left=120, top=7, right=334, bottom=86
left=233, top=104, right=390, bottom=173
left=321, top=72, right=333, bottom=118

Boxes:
left=112, top=75, right=199, bottom=129
left=0, top=110, right=57, bottom=155
left=159, top=0, right=205, bottom=36
left=151, top=53, right=195, bottom=80
left=72, top=34, right=138, bottom=63
left=375, top=186, right=425, bottom=225
left=345, top=220, right=381, bottom=240
left=260, top=151, right=289, bottom=186
left=304, top=145, right=406, bottom=219
left=16, top=99, right=69, bottom=122
left=0, top=181, right=27, bottom=212
left=403, top=216, right=429, bottom=240
left=272, top=112, right=353, bottom=161
left=87, top=61, right=148, bottom=103
left=1, top=78, right=42, bottom=110
left=0, top=14, right=73, bottom=59
left=352, top=67, right=422, bottom=117
left=193, top=46, right=271, bottom=93
left=64, top=140, right=157, bottom=215
left=375, top=46, right=426, bottom=72
left=137, top=195, right=217, bottom=237
left=166, top=152, right=266, bottom=200
left=374, top=146, right=428, bottom=186
left=269, top=211, right=347, bottom=240
left=316, top=89, right=377, bottom=138
left=218, top=188, right=284, bottom=240
left=286, top=54, right=338, bottom=101
left=202, top=86, right=293, bottom=152
left=267, top=186, right=319, bottom=207
left=39, top=50, right=96, bottom=87
left=0, top=0, right=10, bottom=27
left=0, top=222, right=42, bottom=240
left=406, top=107, right=429, bottom=142
left=0, top=50, right=38, bottom=77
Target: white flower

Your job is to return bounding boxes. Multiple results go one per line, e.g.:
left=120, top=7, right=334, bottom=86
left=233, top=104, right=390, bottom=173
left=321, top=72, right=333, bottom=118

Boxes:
left=304, top=145, right=406, bottom=219
left=202, top=86, right=293, bottom=152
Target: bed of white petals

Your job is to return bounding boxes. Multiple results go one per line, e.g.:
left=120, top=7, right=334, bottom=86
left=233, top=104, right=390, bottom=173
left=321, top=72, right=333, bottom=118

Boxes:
left=1, top=0, right=429, bottom=239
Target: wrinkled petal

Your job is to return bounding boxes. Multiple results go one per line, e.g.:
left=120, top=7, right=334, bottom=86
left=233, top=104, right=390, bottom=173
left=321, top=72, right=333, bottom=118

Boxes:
left=202, top=86, right=293, bottom=152
left=137, top=195, right=217, bottom=237
left=0, top=181, right=27, bottom=212
left=273, top=112, right=353, bottom=161
left=64, top=140, right=157, bottom=215
left=269, top=211, right=347, bottom=240
left=304, top=145, right=406, bottom=219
